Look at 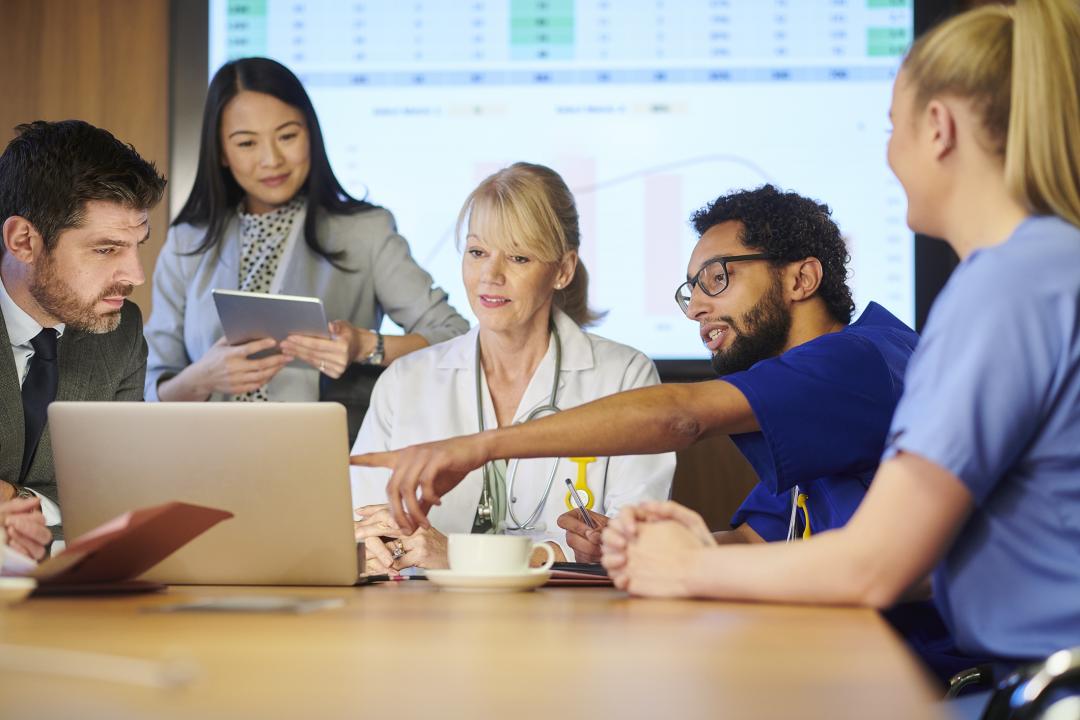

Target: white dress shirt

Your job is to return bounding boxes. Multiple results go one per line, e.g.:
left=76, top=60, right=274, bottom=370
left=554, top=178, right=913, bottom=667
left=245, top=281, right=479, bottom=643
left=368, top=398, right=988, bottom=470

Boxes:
left=0, top=273, right=64, bottom=526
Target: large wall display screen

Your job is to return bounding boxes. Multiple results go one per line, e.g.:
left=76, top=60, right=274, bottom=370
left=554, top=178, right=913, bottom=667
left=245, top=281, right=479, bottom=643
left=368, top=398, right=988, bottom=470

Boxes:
left=210, top=0, right=914, bottom=359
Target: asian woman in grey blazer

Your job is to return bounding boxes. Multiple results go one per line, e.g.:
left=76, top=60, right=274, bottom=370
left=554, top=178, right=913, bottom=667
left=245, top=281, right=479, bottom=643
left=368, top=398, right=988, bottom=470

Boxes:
left=145, top=57, right=468, bottom=437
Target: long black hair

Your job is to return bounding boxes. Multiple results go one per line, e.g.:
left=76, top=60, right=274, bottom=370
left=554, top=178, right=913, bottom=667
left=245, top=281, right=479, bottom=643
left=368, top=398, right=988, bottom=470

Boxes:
left=174, top=57, right=374, bottom=267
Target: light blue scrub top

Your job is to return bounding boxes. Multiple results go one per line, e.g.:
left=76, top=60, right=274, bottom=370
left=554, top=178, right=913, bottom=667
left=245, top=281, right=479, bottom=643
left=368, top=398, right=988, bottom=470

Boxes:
left=886, top=215, right=1080, bottom=660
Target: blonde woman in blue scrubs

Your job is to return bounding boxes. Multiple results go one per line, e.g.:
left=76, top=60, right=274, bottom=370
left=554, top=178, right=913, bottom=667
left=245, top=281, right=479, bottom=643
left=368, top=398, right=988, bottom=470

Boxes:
left=601, top=0, right=1080, bottom=674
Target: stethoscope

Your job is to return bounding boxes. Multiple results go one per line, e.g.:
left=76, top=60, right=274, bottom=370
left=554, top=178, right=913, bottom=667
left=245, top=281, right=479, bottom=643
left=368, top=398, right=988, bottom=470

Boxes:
left=474, top=322, right=584, bottom=532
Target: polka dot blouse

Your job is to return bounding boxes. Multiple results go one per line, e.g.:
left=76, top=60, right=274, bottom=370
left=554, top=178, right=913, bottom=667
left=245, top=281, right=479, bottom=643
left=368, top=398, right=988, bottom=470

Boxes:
left=231, top=195, right=305, bottom=402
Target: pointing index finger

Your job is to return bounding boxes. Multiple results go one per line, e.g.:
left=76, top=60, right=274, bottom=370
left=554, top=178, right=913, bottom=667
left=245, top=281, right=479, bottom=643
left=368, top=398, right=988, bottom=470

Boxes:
left=388, top=479, right=417, bottom=534
left=404, top=485, right=432, bottom=530
left=350, top=452, right=396, bottom=469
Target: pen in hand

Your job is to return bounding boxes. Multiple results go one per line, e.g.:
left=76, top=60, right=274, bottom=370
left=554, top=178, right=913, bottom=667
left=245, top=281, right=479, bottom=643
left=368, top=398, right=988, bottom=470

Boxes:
left=565, top=478, right=598, bottom=529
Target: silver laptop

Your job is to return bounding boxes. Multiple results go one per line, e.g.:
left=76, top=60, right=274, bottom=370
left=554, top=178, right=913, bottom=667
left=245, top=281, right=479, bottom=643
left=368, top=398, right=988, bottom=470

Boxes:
left=49, top=402, right=362, bottom=586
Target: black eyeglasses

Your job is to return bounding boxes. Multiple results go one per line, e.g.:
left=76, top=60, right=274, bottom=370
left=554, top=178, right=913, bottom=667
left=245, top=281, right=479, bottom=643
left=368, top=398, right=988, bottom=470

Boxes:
left=674, top=253, right=771, bottom=314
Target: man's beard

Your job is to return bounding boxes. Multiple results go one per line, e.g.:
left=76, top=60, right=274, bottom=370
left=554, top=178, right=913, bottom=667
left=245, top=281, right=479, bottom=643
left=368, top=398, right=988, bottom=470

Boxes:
left=29, top=251, right=131, bottom=334
left=710, top=278, right=792, bottom=376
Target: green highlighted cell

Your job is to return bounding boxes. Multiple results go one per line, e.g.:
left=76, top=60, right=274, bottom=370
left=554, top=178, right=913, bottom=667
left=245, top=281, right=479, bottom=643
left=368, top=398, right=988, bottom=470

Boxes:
left=511, top=28, right=574, bottom=45
left=227, top=0, right=266, bottom=15
left=511, top=0, right=573, bottom=13
left=867, top=26, right=911, bottom=56
left=510, top=0, right=575, bottom=58
left=868, top=0, right=909, bottom=7
left=511, top=16, right=574, bottom=30
left=225, top=0, right=267, bottom=60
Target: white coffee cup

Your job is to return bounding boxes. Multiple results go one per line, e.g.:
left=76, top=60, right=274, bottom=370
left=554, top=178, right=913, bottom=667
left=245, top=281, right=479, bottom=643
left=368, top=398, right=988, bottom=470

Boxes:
left=447, top=534, right=555, bottom=575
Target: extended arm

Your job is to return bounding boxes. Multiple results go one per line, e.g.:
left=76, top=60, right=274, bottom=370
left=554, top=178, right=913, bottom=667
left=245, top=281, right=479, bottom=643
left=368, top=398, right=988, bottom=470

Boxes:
left=352, top=379, right=758, bottom=532
left=605, top=451, right=972, bottom=606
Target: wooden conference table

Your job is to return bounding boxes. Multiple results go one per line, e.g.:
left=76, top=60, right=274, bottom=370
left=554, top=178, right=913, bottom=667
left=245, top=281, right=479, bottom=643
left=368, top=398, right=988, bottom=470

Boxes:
left=0, top=583, right=943, bottom=720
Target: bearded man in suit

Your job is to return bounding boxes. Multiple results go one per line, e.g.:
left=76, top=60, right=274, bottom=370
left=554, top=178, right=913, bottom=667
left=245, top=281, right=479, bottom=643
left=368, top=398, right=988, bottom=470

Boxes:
left=0, top=120, right=166, bottom=556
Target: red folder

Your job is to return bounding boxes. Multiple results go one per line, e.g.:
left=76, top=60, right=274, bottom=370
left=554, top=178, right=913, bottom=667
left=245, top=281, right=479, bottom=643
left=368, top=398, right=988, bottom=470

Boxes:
left=30, top=501, right=233, bottom=587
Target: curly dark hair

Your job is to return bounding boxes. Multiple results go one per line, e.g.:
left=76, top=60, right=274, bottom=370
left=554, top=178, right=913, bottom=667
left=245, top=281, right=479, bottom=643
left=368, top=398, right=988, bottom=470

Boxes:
left=690, top=184, right=855, bottom=324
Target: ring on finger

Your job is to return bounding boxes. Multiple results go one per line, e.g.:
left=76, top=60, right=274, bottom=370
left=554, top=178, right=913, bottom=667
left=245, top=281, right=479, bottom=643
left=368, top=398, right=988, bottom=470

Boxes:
left=391, top=540, right=405, bottom=560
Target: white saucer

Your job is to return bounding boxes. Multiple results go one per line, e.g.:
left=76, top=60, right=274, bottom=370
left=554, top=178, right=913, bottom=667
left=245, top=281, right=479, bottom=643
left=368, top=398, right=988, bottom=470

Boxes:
left=425, top=568, right=551, bottom=592
left=0, top=577, right=37, bottom=605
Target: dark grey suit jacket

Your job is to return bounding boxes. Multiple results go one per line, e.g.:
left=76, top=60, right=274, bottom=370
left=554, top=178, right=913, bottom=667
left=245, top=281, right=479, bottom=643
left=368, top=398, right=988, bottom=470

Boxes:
left=0, top=300, right=147, bottom=538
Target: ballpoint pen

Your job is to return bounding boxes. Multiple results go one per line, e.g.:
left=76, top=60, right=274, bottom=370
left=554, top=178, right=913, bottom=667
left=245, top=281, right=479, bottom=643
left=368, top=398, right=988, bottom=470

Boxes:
left=565, top=478, right=598, bottom=529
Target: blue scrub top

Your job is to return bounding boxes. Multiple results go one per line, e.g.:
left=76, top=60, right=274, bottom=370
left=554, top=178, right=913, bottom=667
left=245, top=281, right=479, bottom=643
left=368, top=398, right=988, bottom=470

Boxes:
left=724, top=302, right=918, bottom=541
left=886, top=215, right=1080, bottom=661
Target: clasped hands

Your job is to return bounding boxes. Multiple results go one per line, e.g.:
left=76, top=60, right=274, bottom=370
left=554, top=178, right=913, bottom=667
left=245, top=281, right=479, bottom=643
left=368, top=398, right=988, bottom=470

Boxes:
left=0, top=482, right=51, bottom=561
left=354, top=504, right=449, bottom=576
left=600, top=501, right=717, bottom=598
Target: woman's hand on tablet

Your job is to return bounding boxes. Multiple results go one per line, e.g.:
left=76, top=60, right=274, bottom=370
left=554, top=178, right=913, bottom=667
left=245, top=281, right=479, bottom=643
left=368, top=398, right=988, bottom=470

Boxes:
left=280, top=321, right=361, bottom=379
left=160, top=337, right=288, bottom=400
left=201, top=336, right=290, bottom=394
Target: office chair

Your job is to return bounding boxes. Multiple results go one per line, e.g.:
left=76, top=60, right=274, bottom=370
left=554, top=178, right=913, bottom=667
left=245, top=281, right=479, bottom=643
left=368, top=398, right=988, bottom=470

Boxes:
left=976, top=647, right=1080, bottom=720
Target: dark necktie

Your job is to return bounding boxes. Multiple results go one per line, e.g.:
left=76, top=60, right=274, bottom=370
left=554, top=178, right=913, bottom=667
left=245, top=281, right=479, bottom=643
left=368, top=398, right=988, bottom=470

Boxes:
left=20, top=328, right=59, bottom=483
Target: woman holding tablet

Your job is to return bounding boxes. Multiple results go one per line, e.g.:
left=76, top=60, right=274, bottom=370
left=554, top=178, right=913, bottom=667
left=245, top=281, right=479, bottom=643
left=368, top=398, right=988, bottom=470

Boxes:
left=145, top=58, right=467, bottom=424
left=350, top=163, right=674, bottom=573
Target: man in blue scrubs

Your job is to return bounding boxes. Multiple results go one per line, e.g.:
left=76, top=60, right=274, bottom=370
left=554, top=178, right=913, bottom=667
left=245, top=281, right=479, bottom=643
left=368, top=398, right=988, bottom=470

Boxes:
left=364, top=184, right=916, bottom=549
left=560, top=184, right=919, bottom=550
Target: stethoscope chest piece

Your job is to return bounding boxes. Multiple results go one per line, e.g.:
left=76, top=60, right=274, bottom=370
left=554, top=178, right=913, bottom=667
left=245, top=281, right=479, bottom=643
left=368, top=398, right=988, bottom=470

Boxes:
left=476, top=322, right=584, bottom=531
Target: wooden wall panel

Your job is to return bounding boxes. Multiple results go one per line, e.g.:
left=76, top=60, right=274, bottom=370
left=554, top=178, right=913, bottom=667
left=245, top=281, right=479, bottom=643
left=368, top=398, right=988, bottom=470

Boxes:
left=0, top=0, right=170, bottom=316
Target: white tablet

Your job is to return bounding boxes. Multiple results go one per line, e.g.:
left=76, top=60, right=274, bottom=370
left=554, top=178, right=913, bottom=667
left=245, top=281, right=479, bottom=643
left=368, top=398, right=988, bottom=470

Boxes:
left=212, top=289, right=329, bottom=353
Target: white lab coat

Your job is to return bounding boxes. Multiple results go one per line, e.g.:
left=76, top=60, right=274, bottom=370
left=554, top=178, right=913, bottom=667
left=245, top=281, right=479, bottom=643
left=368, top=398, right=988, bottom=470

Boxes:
left=350, top=308, right=676, bottom=559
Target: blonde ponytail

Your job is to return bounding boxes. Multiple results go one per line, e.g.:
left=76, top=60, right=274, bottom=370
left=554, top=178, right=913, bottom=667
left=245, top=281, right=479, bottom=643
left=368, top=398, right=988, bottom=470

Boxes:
left=1007, top=0, right=1080, bottom=227
left=555, top=257, right=604, bottom=327
left=903, top=0, right=1080, bottom=228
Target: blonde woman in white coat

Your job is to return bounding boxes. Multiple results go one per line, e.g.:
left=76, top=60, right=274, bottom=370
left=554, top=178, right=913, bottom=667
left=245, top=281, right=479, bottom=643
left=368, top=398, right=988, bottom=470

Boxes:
left=351, top=163, right=674, bottom=573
